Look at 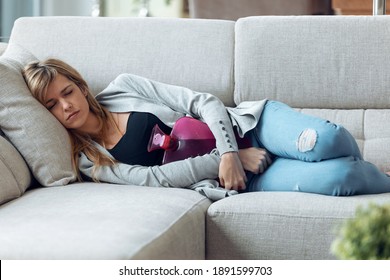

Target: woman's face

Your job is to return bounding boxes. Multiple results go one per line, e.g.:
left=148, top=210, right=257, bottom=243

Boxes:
left=45, top=74, right=91, bottom=131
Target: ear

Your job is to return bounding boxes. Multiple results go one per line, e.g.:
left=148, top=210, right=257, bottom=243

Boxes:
left=81, top=87, right=88, bottom=97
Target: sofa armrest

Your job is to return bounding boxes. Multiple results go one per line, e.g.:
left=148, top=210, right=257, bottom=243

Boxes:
left=0, top=43, right=8, bottom=56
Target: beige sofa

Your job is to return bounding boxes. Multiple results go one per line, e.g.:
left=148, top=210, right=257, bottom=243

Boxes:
left=1, top=16, right=390, bottom=260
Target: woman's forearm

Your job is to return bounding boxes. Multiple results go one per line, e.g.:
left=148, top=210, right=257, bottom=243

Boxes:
left=79, top=151, right=220, bottom=188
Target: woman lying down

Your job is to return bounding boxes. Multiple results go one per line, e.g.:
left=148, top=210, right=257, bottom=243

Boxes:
left=22, top=58, right=390, bottom=199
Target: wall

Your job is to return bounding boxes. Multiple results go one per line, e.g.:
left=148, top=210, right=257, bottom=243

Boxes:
left=0, top=0, right=185, bottom=42
left=0, top=0, right=96, bottom=42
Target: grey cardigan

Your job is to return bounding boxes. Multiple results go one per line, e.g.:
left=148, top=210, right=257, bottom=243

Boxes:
left=79, top=74, right=266, bottom=199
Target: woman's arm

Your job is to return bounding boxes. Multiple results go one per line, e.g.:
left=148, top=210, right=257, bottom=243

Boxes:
left=79, top=148, right=220, bottom=188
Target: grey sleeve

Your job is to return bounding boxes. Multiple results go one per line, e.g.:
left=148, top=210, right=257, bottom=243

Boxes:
left=79, top=150, right=221, bottom=188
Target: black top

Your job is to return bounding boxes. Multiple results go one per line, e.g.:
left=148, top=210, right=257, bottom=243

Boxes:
left=107, top=112, right=172, bottom=166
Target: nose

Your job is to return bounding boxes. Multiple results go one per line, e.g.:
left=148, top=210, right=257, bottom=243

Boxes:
left=61, top=99, right=72, bottom=111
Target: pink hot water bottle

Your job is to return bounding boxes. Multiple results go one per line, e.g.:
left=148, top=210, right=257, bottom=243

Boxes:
left=147, top=117, right=216, bottom=164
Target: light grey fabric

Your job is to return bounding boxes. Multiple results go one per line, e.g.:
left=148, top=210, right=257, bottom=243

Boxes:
left=235, top=16, right=390, bottom=109
left=190, top=179, right=238, bottom=200
left=363, top=109, right=390, bottom=171
left=0, top=183, right=211, bottom=260
left=10, top=16, right=236, bottom=106
left=0, top=136, right=31, bottom=205
left=206, top=192, right=390, bottom=260
left=0, top=44, right=76, bottom=186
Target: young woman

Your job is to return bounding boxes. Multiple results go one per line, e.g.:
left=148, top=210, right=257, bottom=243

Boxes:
left=22, top=58, right=390, bottom=196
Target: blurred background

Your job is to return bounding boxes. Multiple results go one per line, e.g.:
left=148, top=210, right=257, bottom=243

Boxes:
left=0, top=0, right=387, bottom=42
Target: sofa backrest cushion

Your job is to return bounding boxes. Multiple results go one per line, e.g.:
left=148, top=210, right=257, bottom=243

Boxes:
left=234, top=16, right=390, bottom=171
left=0, top=135, right=31, bottom=205
left=0, top=44, right=76, bottom=187
left=234, top=16, right=390, bottom=109
left=10, top=17, right=236, bottom=106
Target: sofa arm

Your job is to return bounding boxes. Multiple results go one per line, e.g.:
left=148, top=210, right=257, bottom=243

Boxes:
left=0, top=136, right=31, bottom=205
left=0, top=43, right=8, bottom=56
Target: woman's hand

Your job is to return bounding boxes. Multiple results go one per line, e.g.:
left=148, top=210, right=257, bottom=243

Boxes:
left=238, top=147, right=272, bottom=174
left=219, top=152, right=247, bottom=191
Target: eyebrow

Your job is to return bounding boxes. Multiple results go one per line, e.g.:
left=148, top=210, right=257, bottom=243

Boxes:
left=45, top=84, right=72, bottom=105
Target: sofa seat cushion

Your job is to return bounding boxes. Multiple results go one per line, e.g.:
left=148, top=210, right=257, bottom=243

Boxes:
left=0, top=183, right=211, bottom=259
left=206, top=192, right=390, bottom=259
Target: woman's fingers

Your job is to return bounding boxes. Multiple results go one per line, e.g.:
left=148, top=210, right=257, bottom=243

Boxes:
left=219, top=152, right=247, bottom=191
left=239, top=147, right=273, bottom=174
left=258, top=150, right=273, bottom=174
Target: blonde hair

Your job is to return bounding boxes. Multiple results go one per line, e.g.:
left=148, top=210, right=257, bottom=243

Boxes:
left=22, top=58, right=116, bottom=181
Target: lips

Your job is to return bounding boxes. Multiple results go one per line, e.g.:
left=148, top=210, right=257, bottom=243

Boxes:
left=66, top=110, right=80, bottom=121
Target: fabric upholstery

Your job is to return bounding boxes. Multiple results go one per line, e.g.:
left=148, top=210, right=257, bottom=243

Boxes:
left=0, top=136, right=31, bottom=205
left=234, top=16, right=390, bottom=109
left=0, top=44, right=76, bottom=186
left=206, top=192, right=390, bottom=259
left=363, top=109, right=390, bottom=171
left=10, top=17, right=236, bottom=106
left=0, top=183, right=211, bottom=260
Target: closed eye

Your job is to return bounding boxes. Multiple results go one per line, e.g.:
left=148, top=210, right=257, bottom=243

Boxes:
left=64, top=89, right=73, bottom=96
left=46, top=101, right=56, bottom=110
